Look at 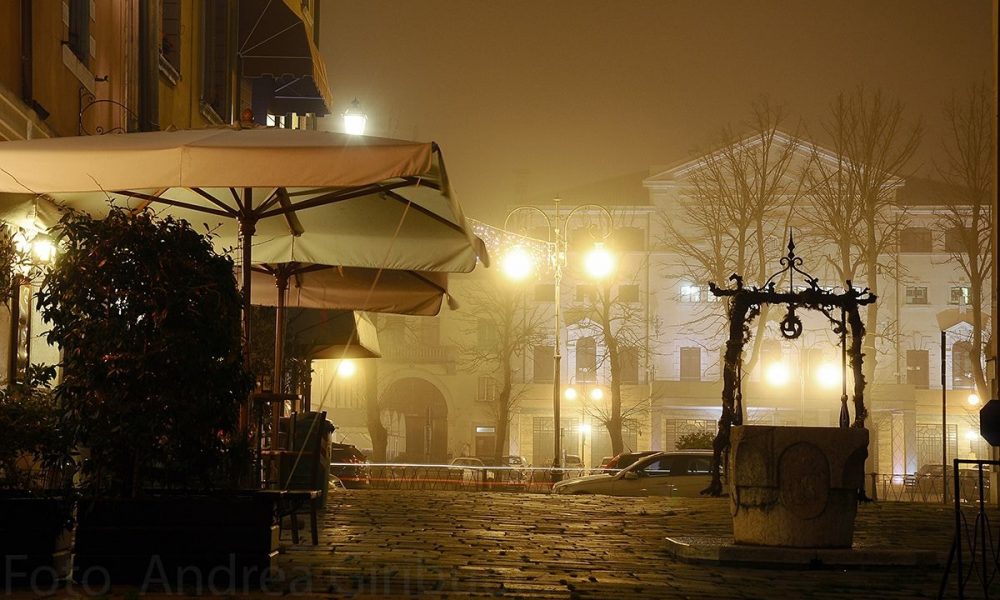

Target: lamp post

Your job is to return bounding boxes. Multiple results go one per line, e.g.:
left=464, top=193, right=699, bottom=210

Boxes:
left=501, top=199, right=614, bottom=476
left=565, top=380, right=604, bottom=469
left=6, top=228, right=55, bottom=387
left=939, top=330, right=985, bottom=504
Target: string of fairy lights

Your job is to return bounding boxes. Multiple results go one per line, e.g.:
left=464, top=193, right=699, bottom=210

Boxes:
left=470, top=218, right=554, bottom=276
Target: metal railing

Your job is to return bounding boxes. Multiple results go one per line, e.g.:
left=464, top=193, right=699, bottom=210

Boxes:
left=938, top=460, right=999, bottom=599
left=336, top=463, right=602, bottom=493
left=872, top=472, right=992, bottom=505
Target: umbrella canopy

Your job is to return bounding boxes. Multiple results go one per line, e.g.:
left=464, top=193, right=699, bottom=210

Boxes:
left=0, top=127, right=486, bottom=271
left=0, top=127, right=488, bottom=430
left=283, top=309, right=382, bottom=360
left=250, top=263, right=452, bottom=317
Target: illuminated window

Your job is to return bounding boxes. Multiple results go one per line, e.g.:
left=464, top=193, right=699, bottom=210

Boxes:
left=950, top=286, right=971, bottom=305
left=679, top=284, right=701, bottom=303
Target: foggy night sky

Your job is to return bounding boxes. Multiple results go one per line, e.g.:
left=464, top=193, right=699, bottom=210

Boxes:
left=320, top=1, right=995, bottom=223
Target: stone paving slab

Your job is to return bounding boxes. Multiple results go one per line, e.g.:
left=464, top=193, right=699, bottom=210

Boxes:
left=17, top=490, right=997, bottom=598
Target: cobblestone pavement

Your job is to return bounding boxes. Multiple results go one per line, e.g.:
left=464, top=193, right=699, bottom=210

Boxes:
left=273, top=490, right=979, bottom=599
left=26, top=490, right=995, bottom=599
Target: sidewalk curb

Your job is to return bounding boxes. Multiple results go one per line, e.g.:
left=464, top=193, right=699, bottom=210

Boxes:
left=665, top=535, right=940, bottom=569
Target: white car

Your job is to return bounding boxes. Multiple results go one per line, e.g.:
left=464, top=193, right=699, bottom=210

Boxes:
left=552, top=451, right=717, bottom=497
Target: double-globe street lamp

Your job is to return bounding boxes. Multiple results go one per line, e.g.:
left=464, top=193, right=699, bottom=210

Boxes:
left=501, top=200, right=614, bottom=476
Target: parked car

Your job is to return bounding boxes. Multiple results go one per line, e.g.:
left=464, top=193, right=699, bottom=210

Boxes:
left=908, top=463, right=990, bottom=501
left=598, top=450, right=659, bottom=473
left=563, top=454, right=585, bottom=478
left=450, top=457, right=487, bottom=487
left=553, top=450, right=718, bottom=497
left=329, top=442, right=371, bottom=489
left=501, top=455, right=530, bottom=485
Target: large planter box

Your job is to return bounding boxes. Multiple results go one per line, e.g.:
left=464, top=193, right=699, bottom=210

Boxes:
left=729, top=425, right=868, bottom=548
left=0, top=494, right=74, bottom=586
left=73, top=493, right=278, bottom=588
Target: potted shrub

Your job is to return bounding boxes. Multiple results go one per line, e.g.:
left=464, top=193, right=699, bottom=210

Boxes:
left=0, top=365, right=75, bottom=586
left=36, top=208, right=275, bottom=588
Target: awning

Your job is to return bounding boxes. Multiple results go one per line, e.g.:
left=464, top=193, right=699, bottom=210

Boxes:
left=239, top=0, right=333, bottom=116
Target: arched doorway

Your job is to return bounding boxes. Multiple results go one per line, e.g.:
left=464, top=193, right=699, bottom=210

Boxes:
left=383, top=377, right=448, bottom=464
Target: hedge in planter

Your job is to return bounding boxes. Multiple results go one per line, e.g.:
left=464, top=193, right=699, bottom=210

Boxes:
left=37, top=208, right=273, bottom=587
left=37, top=208, right=252, bottom=496
left=0, top=365, right=75, bottom=585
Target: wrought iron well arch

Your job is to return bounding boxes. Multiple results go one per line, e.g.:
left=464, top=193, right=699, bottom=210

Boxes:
left=705, top=234, right=876, bottom=496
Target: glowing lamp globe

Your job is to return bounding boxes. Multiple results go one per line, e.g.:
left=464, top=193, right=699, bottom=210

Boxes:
left=501, top=245, right=534, bottom=281
left=337, top=359, right=357, bottom=378
left=584, top=243, right=614, bottom=279
left=342, top=98, right=367, bottom=135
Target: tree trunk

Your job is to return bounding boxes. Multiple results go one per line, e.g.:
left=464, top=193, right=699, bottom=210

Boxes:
left=365, top=362, right=388, bottom=462
left=495, top=376, right=512, bottom=461
left=599, top=287, right=626, bottom=456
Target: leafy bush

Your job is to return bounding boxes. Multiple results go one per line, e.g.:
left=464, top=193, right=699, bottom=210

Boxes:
left=36, top=208, right=252, bottom=497
left=676, top=430, right=715, bottom=450
left=0, top=365, right=73, bottom=491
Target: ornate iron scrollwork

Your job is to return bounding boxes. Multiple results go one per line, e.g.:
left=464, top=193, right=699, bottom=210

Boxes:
left=78, top=88, right=139, bottom=135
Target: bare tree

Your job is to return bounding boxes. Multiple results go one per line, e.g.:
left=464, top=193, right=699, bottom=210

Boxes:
left=455, top=278, right=546, bottom=460
left=575, top=280, right=656, bottom=456
left=936, top=80, right=994, bottom=401
left=802, top=87, right=922, bottom=385
left=661, top=99, right=806, bottom=373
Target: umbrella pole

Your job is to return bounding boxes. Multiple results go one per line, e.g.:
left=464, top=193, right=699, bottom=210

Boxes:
left=239, top=202, right=256, bottom=435
left=272, top=270, right=288, bottom=449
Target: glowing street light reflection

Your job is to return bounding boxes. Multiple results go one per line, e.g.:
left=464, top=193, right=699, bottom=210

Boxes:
left=968, top=393, right=980, bottom=406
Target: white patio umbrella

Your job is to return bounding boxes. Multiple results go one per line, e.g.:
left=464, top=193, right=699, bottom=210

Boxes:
left=249, top=261, right=455, bottom=390
left=0, top=126, right=488, bottom=429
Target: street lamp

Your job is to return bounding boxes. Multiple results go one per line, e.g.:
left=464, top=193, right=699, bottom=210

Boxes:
left=6, top=227, right=56, bottom=386
left=502, top=199, right=614, bottom=475
left=565, top=379, right=605, bottom=470
left=342, top=98, right=367, bottom=135
left=337, top=359, right=357, bottom=378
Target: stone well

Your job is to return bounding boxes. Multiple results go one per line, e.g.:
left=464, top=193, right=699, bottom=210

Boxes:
left=729, top=425, right=868, bottom=548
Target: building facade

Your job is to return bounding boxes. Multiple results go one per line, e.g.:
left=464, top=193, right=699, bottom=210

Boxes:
left=326, top=133, right=993, bottom=478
